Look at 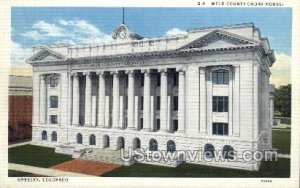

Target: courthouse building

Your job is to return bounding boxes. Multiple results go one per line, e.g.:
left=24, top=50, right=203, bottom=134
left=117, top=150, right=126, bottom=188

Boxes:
left=27, top=23, right=275, bottom=170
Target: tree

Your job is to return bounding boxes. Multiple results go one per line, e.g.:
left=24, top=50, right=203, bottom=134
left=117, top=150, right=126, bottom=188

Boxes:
left=274, top=84, right=291, bottom=117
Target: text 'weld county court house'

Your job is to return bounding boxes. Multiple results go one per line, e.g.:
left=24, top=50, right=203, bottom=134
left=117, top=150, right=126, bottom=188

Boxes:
left=27, top=22, right=275, bottom=171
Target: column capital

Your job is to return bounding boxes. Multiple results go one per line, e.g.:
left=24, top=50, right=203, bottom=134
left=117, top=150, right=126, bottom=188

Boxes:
left=83, top=72, right=92, bottom=76
left=110, top=70, right=119, bottom=75
left=71, top=72, right=79, bottom=77
left=125, top=70, right=135, bottom=76
left=40, top=74, right=47, bottom=80
left=176, top=67, right=186, bottom=73
left=141, top=69, right=151, bottom=75
left=158, top=68, right=168, bottom=74
left=96, top=71, right=105, bottom=76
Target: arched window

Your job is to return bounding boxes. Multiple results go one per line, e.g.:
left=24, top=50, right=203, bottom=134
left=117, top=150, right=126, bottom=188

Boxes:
left=212, top=69, right=229, bottom=85
left=117, top=137, right=125, bottom=149
left=204, top=144, right=215, bottom=158
left=77, top=133, right=83, bottom=144
left=223, top=145, right=234, bottom=159
left=133, top=138, right=141, bottom=149
left=103, top=135, right=110, bottom=148
left=89, top=134, right=96, bottom=145
left=51, top=131, right=57, bottom=142
left=149, top=139, right=158, bottom=151
left=42, top=130, right=47, bottom=140
left=167, top=140, right=176, bottom=153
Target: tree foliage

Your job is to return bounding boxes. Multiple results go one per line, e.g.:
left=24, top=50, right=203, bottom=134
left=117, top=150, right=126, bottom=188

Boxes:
left=274, top=84, right=291, bottom=117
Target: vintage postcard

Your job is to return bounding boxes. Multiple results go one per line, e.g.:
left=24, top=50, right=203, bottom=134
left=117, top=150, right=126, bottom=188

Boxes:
left=0, top=0, right=299, bottom=187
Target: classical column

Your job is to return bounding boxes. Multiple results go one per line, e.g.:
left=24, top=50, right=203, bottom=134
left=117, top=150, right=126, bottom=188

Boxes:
left=177, top=68, right=186, bottom=133
left=39, top=74, right=47, bottom=124
left=233, top=65, right=240, bottom=136
left=159, top=68, right=168, bottom=132
left=105, top=96, right=110, bottom=127
left=112, top=71, right=120, bottom=129
left=134, top=96, right=139, bottom=129
left=126, top=70, right=135, bottom=130
left=84, top=72, right=92, bottom=126
left=72, top=73, right=80, bottom=125
left=142, top=69, right=151, bottom=131
left=150, top=96, right=155, bottom=130
left=199, top=67, right=207, bottom=133
left=97, top=71, right=105, bottom=127
left=119, top=96, right=124, bottom=129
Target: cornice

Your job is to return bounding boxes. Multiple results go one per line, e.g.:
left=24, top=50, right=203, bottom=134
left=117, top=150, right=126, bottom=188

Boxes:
left=30, top=44, right=260, bottom=67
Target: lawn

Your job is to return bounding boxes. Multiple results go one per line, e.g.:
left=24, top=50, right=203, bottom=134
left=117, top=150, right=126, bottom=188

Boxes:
left=272, top=129, right=291, bottom=154
left=102, top=158, right=290, bottom=177
left=9, top=144, right=73, bottom=168
left=274, top=116, right=291, bottom=125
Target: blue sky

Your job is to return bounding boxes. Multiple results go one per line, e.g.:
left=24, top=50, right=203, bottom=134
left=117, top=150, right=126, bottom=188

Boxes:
left=12, top=7, right=292, bottom=54
left=11, top=7, right=292, bottom=86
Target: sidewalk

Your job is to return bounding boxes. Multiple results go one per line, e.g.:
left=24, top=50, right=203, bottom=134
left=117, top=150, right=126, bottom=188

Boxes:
left=8, top=141, right=32, bottom=148
left=278, top=154, right=290, bottom=159
left=9, top=163, right=94, bottom=177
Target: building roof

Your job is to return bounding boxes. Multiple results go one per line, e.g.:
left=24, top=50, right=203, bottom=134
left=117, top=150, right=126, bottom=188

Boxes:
left=9, top=75, right=32, bottom=96
left=27, top=23, right=275, bottom=66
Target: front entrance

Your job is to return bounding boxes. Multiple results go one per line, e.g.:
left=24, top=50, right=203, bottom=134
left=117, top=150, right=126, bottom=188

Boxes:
left=103, top=135, right=110, bottom=148
left=117, top=137, right=125, bottom=150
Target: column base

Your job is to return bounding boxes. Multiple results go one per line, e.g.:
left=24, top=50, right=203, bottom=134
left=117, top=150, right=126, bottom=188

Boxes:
left=175, top=130, right=185, bottom=134
left=127, top=127, right=136, bottom=131
left=158, top=129, right=169, bottom=133
left=141, top=128, right=152, bottom=132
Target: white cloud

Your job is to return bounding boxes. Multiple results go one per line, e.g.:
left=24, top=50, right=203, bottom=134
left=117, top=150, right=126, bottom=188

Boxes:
left=11, top=41, right=33, bottom=65
left=23, top=19, right=112, bottom=45
left=32, top=20, right=65, bottom=37
left=270, top=53, right=291, bottom=87
left=165, top=28, right=187, bottom=36
left=22, top=30, right=44, bottom=41
left=10, top=41, right=33, bottom=76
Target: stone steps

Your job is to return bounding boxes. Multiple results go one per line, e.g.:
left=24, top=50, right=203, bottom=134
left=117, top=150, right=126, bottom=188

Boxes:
left=80, top=148, right=133, bottom=165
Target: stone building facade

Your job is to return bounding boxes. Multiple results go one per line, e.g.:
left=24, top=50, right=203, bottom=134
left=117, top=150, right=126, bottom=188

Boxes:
left=27, top=23, right=275, bottom=170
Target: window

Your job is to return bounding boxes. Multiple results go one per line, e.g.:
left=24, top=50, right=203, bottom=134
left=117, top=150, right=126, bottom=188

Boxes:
left=149, top=139, right=158, bottom=151
left=125, top=118, right=128, bottom=129
left=125, top=76, right=128, bottom=88
left=77, top=133, right=83, bottom=144
left=212, top=69, right=229, bottom=85
left=42, top=130, right=47, bottom=140
left=50, top=115, right=58, bottom=124
left=156, top=96, right=161, bottom=110
left=167, top=140, right=176, bottom=153
left=173, top=72, right=179, bottom=86
left=223, top=145, right=234, bottom=159
left=173, top=120, right=178, bottom=132
left=140, top=74, right=144, bottom=87
left=89, top=134, right=96, bottom=145
left=213, top=96, right=228, bottom=112
left=50, top=77, right=59, bottom=87
left=50, top=96, right=58, bottom=108
left=204, top=144, right=215, bottom=158
left=212, top=123, right=228, bottom=135
left=156, top=74, right=161, bottom=86
left=51, top=131, right=57, bottom=142
left=140, top=118, right=143, bottom=130
left=125, top=96, right=128, bottom=110
left=173, top=96, right=178, bottom=111
left=156, top=119, right=160, bottom=131
left=140, top=96, right=144, bottom=110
